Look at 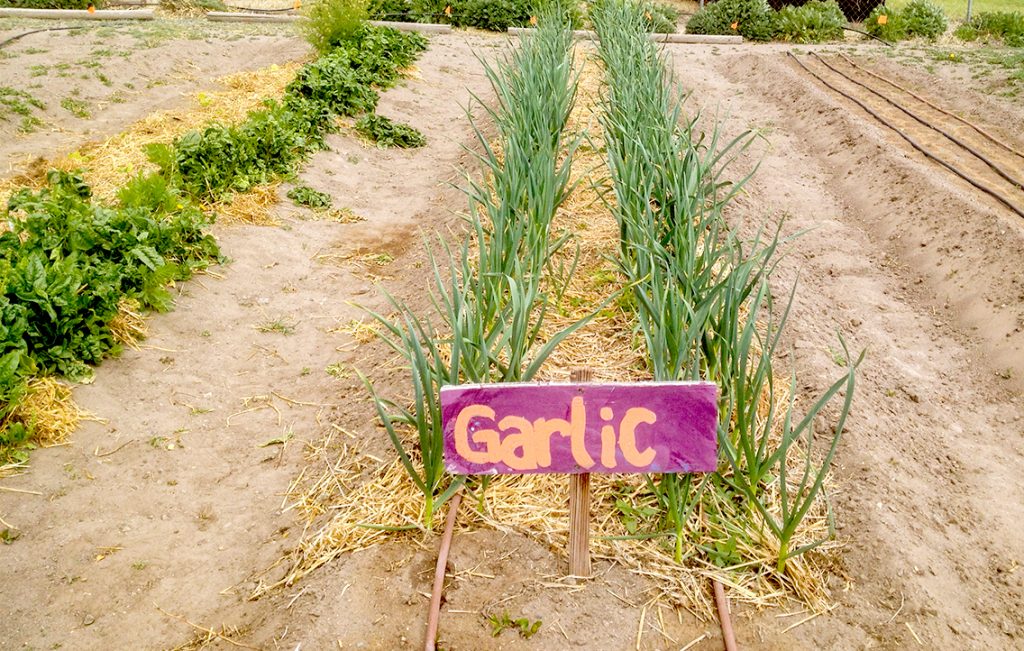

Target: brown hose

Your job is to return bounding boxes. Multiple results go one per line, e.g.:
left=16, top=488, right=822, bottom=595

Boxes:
left=789, top=53, right=1024, bottom=220
left=809, top=52, right=1024, bottom=191
left=713, top=578, right=739, bottom=651
left=836, top=52, right=1024, bottom=161
left=424, top=490, right=463, bottom=651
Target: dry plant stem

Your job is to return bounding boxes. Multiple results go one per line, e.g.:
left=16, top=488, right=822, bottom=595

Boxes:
left=568, top=367, right=594, bottom=578
left=424, top=489, right=463, bottom=651
left=713, top=579, right=739, bottom=651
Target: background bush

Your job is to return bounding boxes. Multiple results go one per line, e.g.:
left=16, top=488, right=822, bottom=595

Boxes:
left=773, top=0, right=844, bottom=42
left=686, top=0, right=777, bottom=41
left=955, top=11, right=1024, bottom=47
left=900, top=0, right=947, bottom=40
left=643, top=2, right=679, bottom=33
left=301, top=0, right=369, bottom=54
left=865, top=4, right=907, bottom=40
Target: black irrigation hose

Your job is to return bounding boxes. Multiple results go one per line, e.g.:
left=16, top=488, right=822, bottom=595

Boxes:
left=809, top=51, right=1024, bottom=192
left=0, top=26, right=83, bottom=49
left=788, top=52, right=1024, bottom=220
left=221, top=4, right=297, bottom=12
left=841, top=24, right=893, bottom=47
left=836, top=51, right=1024, bottom=161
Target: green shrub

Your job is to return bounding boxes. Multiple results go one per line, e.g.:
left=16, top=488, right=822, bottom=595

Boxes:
left=865, top=4, right=906, bottom=41
left=686, top=0, right=776, bottom=42
left=773, top=0, right=844, bottom=42
left=643, top=1, right=678, bottom=33
left=450, top=0, right=533, bottom=31
left=355, top=114, right=427, bottom=147
left=901, top=0, right=946, bottom=40
left=301, top=0, right=369, bottom=54
left=367, top=0, right=414, bottom=20
left=288, top=185, right=333, bottom=209
left=955, top=11, right=1024, bottom=47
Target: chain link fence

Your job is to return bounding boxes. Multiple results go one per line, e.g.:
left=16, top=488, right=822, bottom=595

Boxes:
left=764, top=0, right=881, bottom=22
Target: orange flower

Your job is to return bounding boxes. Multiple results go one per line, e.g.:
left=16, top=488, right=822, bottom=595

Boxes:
left=293, top=0, right=301, bottom=8
left=730, top=21, right=738, bottom=30
left=444, top=4, right=451, bottom=15
left=87, top=3, right=95, bottom=12
left=529, top=15, right=538, bottom=25
left=877, top=14, right=888, bottom=25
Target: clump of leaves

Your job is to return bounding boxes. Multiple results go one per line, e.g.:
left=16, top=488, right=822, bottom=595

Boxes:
left=686, top=0, right=776, bottom=41
left=901, top=0, right=947, bottom=40
left=287, top=185, right=333, bottom=210
left=773, top=0, right=845, bottom=43
left=864, top=4, right=904, bottom=41
left=60, top=96, right=90, bottom=119
left=488, top=612, right=542, bottom=639
left=866, top=0, right=946, bottom=42
left=0, top=170, right=219, bottom=453
left=355, top=114, right=426, bottom=148
left=642, top=2, right=679, bottom=33
left=302, top=0, right=370, bottom=54
left=955, top=11, right=1024, bottom=47
left=0, top=87, right=45, bottom=123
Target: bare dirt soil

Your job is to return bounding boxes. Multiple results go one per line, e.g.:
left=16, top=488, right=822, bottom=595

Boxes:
left=2, top=27, right=1024, bottom=651
left=668, top=42, right=1024, bottom=649
left=0, top=18, right=307, bottom=174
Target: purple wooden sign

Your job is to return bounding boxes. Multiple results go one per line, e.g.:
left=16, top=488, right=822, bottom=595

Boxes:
left=441, top=382, right=718, bottom=475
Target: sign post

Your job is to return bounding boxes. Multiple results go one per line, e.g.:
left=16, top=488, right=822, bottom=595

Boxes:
left=441, top=376, right=718, bottom=578
left=568, top=368, right=593, bottom=577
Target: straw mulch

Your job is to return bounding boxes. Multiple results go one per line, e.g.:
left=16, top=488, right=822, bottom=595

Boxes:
left=0, top=63, right=300, bottom=225
left=261, top=47, right=840, bottom=620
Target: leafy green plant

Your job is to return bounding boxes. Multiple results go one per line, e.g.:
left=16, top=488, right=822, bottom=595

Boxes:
left=367, top=0, right=414, bottom=21
left=152, top=26, right=427, bottom=202
left=0, top=170, right=219, bottom=454
left=901, top=0, right=947, bottom=40
left=301, top=0, right=370, bottom=55
left=60, top=96, right=90, bottom=119
left=0, top=87, right=45, bottom=124
left=867, top=0, right=947, bottom=41
left=773, top=0, right=845, bottom=42
left=865, top=4, right=905, bottom=40
left=488, top=612, right=542, bottom=639
left=955, top=11, right=1024, bottom=47
left=287, top=185, right=333, bottom=209
left=686, top=0, right=776, bottom=41
left=643, top=1, right=679, bottom=33
left=355, top=114, right=427, bottom=148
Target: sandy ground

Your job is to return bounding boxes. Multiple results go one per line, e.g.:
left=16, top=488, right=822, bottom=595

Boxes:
left=2, top=24, right=1024, bottom=651
left=667, top=42, right=1024, bottom=649
left=0, top=18, right=308, bottom=174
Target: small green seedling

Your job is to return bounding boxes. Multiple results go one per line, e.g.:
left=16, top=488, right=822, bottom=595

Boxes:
left=488, top=612, right=542, bottom=639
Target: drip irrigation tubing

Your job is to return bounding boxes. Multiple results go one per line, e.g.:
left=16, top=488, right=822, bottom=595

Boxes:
left=789, top=52, right=1024, bottom=220
left=713, top=579, right=739, bottom=651
left=0, top=25, right=83, bottom=49
left=841, top=24, right=893, bottom=46
left=809, top=52, right=1024, bottom=192
left=424, top=489, right=462, bottom=651
left=835, top=51, right=1024, bottom=161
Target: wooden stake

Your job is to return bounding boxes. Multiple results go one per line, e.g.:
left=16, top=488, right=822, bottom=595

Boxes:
left=568, top=368, right=593, bottom=578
